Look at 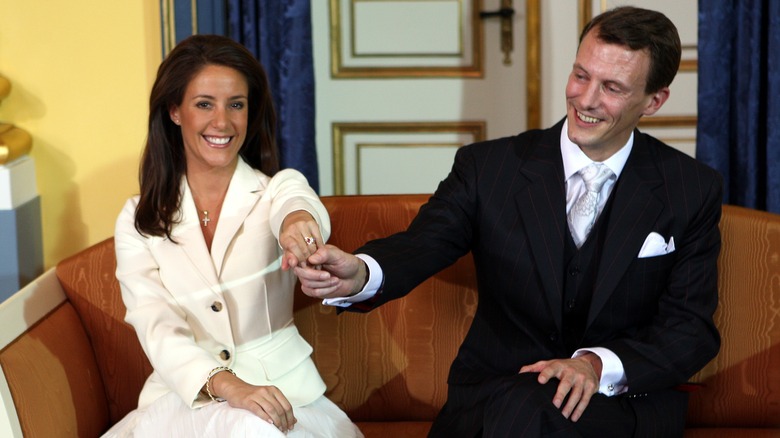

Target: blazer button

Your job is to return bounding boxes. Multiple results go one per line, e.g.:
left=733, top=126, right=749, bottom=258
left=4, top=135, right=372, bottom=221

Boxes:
left=211, top=301, right=223, bottom=312
left=549, top=332, right=558, bottom=342
left=219, top=350, right=231, bottom=361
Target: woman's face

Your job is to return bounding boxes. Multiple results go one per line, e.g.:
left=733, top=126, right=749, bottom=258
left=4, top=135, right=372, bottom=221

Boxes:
left=169, top=64, right=249, bottom=175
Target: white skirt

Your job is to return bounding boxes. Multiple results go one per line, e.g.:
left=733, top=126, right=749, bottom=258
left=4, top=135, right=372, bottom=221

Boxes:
left=103, top=392, right=363, bottom=438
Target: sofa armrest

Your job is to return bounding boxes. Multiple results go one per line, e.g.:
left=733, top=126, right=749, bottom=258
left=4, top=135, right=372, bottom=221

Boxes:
left=0, top=269, right=66, bottom=437
left=0, top=269, right=109, bottom=437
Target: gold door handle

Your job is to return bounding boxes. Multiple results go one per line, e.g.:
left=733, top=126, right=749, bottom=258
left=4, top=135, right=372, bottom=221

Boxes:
left=480, top=0, right=515, bottom=65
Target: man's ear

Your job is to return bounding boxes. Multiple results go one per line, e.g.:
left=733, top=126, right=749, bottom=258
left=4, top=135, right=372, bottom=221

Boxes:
left=642, top=87, right=670, bottom=117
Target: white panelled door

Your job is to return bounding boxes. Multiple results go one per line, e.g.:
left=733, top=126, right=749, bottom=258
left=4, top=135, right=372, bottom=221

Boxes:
left=312, top=0, right=530, bottom=195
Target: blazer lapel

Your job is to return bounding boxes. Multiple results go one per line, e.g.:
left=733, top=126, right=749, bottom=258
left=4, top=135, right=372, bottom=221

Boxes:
left=210, top=160, right=263, bottom=277
left=175, top=181, right=221, bottom=289
left=514, top=127, right=568, bottom=330
left=588, top=133, right=665, bottom=327
left=173, top=160, right=263, bottom=287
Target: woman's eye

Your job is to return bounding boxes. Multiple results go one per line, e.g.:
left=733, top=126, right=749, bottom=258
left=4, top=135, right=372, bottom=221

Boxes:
left=196, top=101, right=211, bottom=109
left=231, top=102, right=245, bottom=109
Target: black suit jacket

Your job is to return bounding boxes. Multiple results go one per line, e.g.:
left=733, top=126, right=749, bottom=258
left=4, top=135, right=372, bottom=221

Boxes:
left=353, top=119, right=722, bottom=432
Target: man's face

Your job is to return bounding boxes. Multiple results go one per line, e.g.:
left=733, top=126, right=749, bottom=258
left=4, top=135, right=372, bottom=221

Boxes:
left=565, top=30, right=669, bottom=161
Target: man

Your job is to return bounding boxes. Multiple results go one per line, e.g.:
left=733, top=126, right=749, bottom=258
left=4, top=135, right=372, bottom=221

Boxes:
left=296, top=6, right=721, bottom=437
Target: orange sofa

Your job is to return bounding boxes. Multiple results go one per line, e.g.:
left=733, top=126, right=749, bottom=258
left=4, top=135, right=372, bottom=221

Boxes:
left=1, top=195, right=779, bottom=437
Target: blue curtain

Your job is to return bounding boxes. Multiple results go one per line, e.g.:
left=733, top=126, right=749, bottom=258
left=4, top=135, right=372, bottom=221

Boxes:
left=226, top=0, right=319, bottom=192
left=697, top=1, right=780, bottom=213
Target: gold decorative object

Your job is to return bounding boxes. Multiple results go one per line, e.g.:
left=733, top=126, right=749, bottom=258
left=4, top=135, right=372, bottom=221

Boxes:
left=0, top=73, right=33, bottom=164
left=0, top=124, right=33, bottom=164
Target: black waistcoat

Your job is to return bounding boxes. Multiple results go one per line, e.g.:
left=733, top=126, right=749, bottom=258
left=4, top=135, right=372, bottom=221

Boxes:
left=561, top=196, right=615, bottom=354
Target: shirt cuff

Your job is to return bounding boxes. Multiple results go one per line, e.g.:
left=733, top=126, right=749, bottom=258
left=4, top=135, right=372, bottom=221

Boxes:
left=573, top=347, right=628, bottom=396
left=322, top=254, right=383, bottom=307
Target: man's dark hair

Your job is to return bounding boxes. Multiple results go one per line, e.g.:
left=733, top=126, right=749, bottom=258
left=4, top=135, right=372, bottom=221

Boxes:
left=580, top=6, right=681, bottom=94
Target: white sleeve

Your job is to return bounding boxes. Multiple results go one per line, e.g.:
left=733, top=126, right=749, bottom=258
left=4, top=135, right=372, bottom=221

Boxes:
left=322, top=254, right=383, bottom=307
left=573, top=347, right=628, bottom=396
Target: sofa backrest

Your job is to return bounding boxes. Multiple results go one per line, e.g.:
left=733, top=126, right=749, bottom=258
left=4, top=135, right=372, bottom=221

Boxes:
left=5, top=196, right=774, bottom=432
left=294, top=194, right=477, bottom=421
left=686, top=204, right=780, bottom=428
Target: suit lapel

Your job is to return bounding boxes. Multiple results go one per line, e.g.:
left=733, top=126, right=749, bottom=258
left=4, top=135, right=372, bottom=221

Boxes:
left=587, top=133, right=665, bottom=327
left=514, top=126, right=568, bottom=330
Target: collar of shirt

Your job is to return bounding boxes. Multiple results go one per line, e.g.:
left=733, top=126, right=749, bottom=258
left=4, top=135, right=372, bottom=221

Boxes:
left=560, top=119, right=634, bottom=181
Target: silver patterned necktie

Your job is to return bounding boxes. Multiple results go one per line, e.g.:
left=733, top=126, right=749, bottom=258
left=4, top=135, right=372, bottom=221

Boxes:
left=568, top=162, right=614, bottom=248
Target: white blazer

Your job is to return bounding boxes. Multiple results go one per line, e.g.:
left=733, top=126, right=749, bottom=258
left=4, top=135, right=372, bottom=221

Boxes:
left=114, top=159, right=330, bottom=409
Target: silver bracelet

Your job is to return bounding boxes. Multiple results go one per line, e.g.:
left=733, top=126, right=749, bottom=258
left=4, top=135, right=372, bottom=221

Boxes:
left=206, top=366, right=235, bottom=402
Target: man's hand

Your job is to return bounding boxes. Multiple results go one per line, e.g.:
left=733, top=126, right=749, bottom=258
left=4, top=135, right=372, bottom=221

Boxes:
left=519, top=353, right=602, bottom=422
left=293, top=245, right=367, bottom=299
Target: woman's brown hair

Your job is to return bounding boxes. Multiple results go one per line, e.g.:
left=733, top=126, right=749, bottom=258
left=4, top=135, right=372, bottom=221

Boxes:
left=134, top=34, right=279, bottom=239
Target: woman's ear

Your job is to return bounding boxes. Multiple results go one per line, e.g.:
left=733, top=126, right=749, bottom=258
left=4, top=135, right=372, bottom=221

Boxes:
left=169, top=106, right=181, bottom=125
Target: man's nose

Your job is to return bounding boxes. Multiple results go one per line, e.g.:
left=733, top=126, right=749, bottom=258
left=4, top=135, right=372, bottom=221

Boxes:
left=578, top=83, right=600, bottom=109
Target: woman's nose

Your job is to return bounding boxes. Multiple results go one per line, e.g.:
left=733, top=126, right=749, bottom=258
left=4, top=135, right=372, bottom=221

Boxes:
left=211, top=107, right=228, bottom=128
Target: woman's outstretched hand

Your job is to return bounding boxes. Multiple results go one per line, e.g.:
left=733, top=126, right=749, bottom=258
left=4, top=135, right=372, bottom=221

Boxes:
left=279, top=210, right=323, bottom=270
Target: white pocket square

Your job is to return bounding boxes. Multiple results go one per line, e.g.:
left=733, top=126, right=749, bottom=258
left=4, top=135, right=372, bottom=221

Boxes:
left=638, top=232, right=675, bottom=258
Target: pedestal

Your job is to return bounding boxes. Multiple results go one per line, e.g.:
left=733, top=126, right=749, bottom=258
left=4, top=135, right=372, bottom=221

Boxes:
left=0, top=156, right=43, bottom=301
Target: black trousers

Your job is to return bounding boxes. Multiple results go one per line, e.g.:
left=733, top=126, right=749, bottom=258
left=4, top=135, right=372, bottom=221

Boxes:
left=428, top=373, right=687, bottom=438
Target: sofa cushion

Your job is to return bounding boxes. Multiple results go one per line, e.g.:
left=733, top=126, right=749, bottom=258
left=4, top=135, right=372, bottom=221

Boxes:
left=295, top=195, right=478, bottom=422
left=56, top=238, right=152, bottom=425
left=355, top=421, right=432, bottom=437
left=684, top=428, right=780, bottom=438
left=686, top=205, right=780, bottom=428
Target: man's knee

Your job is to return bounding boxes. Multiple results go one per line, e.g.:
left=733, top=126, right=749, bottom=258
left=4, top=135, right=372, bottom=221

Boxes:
left=486, top=373, right=558, bottom=410
left=483, top=373, right=572, bottom=437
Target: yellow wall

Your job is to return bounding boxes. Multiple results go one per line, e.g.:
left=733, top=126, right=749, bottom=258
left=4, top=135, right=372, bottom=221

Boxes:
left=0, top=1, right=161, bottom=267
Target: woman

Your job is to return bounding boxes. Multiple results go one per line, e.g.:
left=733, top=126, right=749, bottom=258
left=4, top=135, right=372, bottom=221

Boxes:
left=107, top=35, right=362, bottom=437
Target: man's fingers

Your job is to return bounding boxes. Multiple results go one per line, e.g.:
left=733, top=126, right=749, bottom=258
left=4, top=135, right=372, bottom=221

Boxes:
left=519, top=358, right=599, bottom=422
left=552, top=376, right=572, bottom=409
left=559, top=383, right=581, bottom=418
left=518, top=360, right=547, bottom=374
left=301, top=283, right=343, bottom=299
left=569, top=390, right=593, bottom=422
